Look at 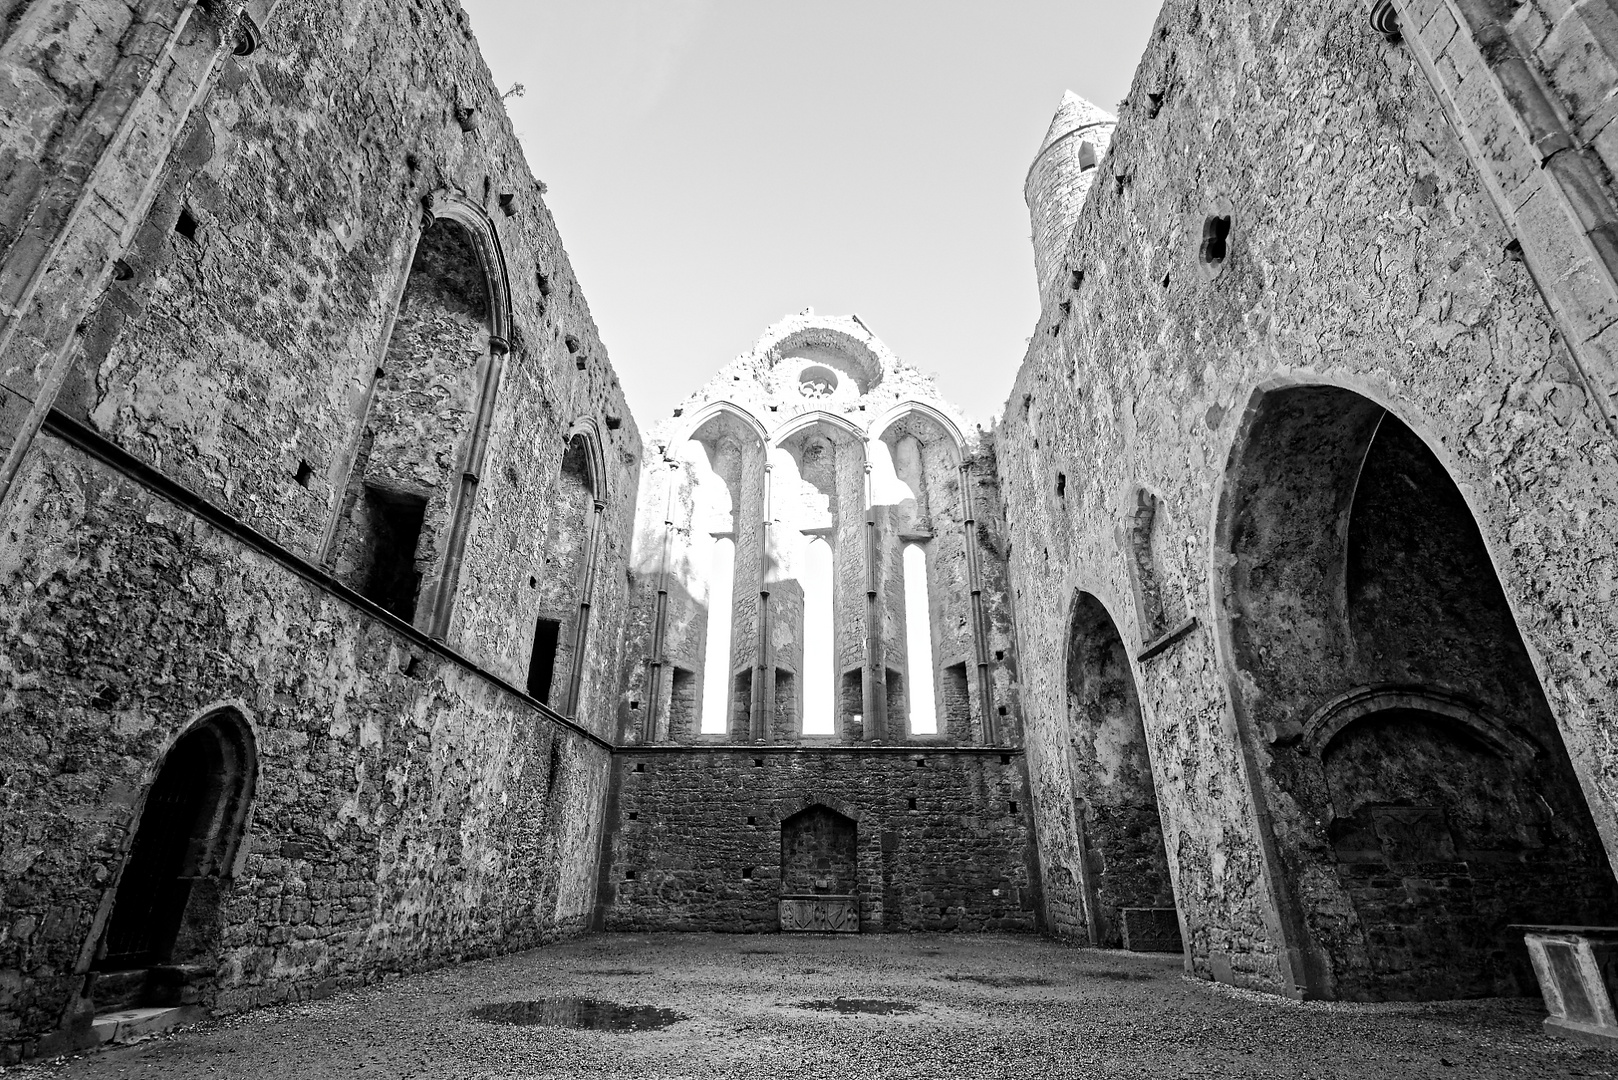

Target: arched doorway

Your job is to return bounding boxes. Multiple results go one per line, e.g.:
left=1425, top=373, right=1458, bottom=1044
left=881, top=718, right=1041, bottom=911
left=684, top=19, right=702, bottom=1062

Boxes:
left=1219, top=385, right=1618, bottom=999
left=779, top=805, right=858, bottom=932
left=1065, top=592, right=1180, bottom=952
left=94, top=712, right=256, bottom=1009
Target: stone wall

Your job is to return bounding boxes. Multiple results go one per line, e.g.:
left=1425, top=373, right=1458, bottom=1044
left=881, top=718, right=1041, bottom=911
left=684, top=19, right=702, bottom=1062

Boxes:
left=0, top=436, right=612, bottom=1058
left=599, top=749, right=1036, bottom=933
left=999, top=0, right=1618, bottom=998
left=0, top=0, right=641, bottom=1058
left=44, top=0, right=640, bottom=738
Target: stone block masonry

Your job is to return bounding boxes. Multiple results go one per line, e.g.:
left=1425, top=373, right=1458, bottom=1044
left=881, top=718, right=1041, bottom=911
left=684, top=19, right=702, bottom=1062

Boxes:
left=0, top=434, right=611, bottom=1056
left=0, top=0, right=641, bottom=1061
left=1000, top=0, right=1618, bottom=1002
left=599, top=748, right=1036, bottom=934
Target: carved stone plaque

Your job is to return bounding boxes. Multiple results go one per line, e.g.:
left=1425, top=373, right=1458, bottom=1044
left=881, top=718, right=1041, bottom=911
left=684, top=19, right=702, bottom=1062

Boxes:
left=779, top=894, right=859, bottom=933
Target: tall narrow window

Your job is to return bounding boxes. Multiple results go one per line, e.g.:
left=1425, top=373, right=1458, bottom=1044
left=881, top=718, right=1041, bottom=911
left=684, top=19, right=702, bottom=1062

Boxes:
left=526, top=617, right=561, bottom=704
left=700, top=536, right=736, bottom=735
left=360, top=488, right=427, bottom=620
left=802, top=537, right=835, bottom=735
left=328, top=218, right=490, bottom=627
left=903, top=543, right=937, bottom=735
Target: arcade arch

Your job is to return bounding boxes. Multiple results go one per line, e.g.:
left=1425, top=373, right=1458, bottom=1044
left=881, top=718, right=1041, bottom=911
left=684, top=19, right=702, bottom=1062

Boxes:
left=1217, top=384, right=1618, bottom=999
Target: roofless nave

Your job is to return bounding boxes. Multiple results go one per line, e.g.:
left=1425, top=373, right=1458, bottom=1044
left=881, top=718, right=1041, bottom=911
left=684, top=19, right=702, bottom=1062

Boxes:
left=6, top=0, right=1618, bottom=1065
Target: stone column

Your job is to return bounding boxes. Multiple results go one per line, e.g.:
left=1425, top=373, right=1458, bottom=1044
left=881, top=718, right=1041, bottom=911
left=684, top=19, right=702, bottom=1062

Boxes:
left=960, top=461, right=997, bottom=743
left=564, top=499, right=605, bottom=718
left=751, top=459, right=773, bottom=742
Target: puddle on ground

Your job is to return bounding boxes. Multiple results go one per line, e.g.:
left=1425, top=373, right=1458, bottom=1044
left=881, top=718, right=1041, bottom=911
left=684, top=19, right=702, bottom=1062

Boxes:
left=567, top=968, right=653, bottom=977
left=738, top=947, right=781, bottom=955
left=1090, top=969, right=1157, bottom=981
left=942, top=973, right=1056, bottom=988
left=792, top=998, right=917, bottom=1015
left=469, top=998, right=686, bottom=1031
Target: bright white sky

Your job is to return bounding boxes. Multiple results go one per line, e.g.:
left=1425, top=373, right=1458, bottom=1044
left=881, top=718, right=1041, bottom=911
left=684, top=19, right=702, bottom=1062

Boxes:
left=461, top=1, right=1164, bottom=427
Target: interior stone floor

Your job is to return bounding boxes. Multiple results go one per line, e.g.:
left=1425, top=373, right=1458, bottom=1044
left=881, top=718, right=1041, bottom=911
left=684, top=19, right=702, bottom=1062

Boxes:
left=13, top=934, right=1617, bottom=1079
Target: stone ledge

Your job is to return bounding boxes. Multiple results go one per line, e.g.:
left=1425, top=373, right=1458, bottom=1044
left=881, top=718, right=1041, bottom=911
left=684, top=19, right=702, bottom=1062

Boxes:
left=1137, top=617, right=1197, bottom=662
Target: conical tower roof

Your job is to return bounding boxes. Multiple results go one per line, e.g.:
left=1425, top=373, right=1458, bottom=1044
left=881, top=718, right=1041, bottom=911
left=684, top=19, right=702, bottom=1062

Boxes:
left=1034, top=90, right=1115, bottom=160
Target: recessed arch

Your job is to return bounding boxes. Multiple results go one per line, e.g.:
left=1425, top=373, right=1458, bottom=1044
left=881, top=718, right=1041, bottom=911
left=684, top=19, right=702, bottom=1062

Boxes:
left=1062, top=589, right=1180, bottom=951
left=1304, top=685, right=1540, bottom=767
left=867, top=401, right=968, bottom=460
left=772, top=409, right=869, bottom=451
left=93, top=708, right=258, bottom=1003
left=755, top=318, right=892, bottom=395
left=564, top=418, right=609, bottom=504
left=681, top=399, right=770, bottom=449
left=425, top=190, right=513, bottom=347
left=1213, top=380, right=1618, bottom=1001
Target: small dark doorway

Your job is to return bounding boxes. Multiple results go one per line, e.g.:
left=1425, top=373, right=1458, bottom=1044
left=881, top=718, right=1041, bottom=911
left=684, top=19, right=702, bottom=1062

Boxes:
left=96, top=713, right=256, bottom=1007
left=779, top=805, right=858, bottom=932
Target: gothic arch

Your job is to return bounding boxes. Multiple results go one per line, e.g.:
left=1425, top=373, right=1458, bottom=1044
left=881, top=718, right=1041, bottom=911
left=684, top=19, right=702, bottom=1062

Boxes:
left=565, top=417, right=609, bottom=503
left=1303, top=684, right=1541, bottom=767
left=425, top=190, right=513, bottom=348
left=1210, top=379, right=1618, bottom=1001
left=682, top=400, right=770, bottom=449
left=867, top=401, right=967, bottom=459
left=90, top=707, right=258, bottom=997
left=1061, top=590, right=1179, bottom=950
left=772, top=410, right=869, bottom=450
left=778, top=795, right=863, bottom=825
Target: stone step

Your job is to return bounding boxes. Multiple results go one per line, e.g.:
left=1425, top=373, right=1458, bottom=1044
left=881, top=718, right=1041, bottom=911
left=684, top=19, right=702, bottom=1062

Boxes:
left=90, top=1005, right=202, bottom=1045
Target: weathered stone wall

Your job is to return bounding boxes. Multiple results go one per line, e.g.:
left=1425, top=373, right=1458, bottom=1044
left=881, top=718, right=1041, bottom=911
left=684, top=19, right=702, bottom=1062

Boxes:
left=0, top=0, right=640, bottom=1058
left=0, top=438, right=611, bottom=1058
left=599, top=749, right=1035, bottom=933
left=53, top=0, right=640, bottom=738
left=999, top=0, right=1618, bottom=998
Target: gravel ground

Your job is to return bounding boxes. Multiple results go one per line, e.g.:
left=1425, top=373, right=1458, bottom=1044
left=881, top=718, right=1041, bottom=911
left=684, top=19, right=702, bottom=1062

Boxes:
left=7, top=933, right=1617, bottom=1079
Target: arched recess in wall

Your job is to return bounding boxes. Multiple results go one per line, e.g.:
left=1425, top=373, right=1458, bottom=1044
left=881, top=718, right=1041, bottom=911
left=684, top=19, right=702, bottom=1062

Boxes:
left=869, top=403, right=971, bottom=741
left=1215, top=383, right=1618, bottom=1001
left=325, top=193, right=512, bottom=639
left=775, top=413, right=868, bottom=740
left=528, top=420, right=607, bottom=718
left=1063, top=591, right=1181, bottom=953
left=92, top=710, right=257, bottom=1011
left=1126, top=485, right=1191, bottom=647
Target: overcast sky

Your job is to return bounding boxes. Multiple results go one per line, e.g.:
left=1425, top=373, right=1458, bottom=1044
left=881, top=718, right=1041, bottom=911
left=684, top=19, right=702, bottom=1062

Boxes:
left=460, top=1, right=1164, bottom=427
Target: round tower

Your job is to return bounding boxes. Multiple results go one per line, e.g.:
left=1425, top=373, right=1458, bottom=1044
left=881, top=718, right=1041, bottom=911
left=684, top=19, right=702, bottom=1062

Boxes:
left=1024, top=91, right=1116, bottom=299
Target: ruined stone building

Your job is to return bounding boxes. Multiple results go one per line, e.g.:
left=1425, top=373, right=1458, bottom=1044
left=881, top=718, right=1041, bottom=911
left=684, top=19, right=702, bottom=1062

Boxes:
left=6, top=0, right=1618, bottom=1061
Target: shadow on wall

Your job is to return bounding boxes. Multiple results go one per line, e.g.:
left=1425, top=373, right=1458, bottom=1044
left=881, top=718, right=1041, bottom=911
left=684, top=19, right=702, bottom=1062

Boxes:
left=1220, top=385, right=1618, bottom=1001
